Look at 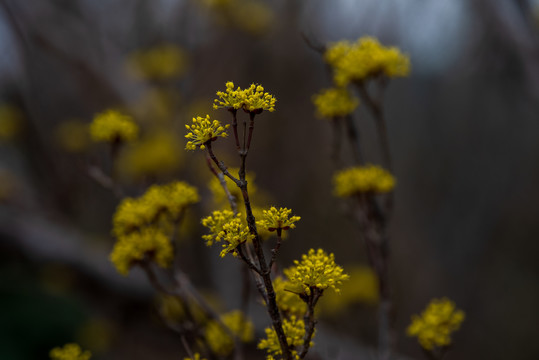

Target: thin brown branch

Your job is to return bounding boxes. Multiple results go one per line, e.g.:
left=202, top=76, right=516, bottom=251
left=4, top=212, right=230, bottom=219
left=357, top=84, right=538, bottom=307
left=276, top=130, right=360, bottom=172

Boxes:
left=299, top=288, right=323, bottom=359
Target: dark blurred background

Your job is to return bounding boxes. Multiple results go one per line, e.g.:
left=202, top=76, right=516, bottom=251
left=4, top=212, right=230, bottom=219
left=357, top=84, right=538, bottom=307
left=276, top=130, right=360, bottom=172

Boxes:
left=1, top=0, right=539, bottom=359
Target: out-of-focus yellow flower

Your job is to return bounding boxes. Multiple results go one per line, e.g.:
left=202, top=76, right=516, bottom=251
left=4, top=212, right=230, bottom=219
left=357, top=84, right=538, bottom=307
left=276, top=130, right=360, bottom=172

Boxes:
left=0, top=104, right=22, bottom=140
left=127, top=44, right=187, bottom=81
left=89, top=110, right=138, bottom=143
left=325, top=36, right=410, bottom=86
left=258, top=316, right=310, bottom=359
left=112, top=181, right=199, bottom=237
left=407, top=297, right=465, bottom=350
left=110, top=227, right=173, bottom=275
left=185, top=115, right=229, bottom=150
left=200, top=0, right=273, bottom=35
left=55, top=120, right=90, bottom=152
left=333, top=165, right=395, bottom=197
left=284, top=248, right=349, bottom=296
left=204, top=310, right=254, bottom=356
left=312, top=87, right=359, bottom=119
left=117, top=131, right=183, bottom=179
left=317, top=265, right=379, bottom=316
left=49, top=343, right=91, bottom=360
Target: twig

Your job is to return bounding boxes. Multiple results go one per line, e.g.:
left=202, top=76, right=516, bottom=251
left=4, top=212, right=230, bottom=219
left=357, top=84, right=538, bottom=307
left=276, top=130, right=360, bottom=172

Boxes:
left=299, top=288, right=323, bottom=358
left=268, top=228, right=283, bottom=271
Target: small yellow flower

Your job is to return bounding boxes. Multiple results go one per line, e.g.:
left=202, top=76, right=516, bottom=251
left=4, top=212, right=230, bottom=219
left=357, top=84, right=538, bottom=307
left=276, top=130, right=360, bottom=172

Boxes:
left=185, top=114, right=229, bottom=150
left=218, top=217, right=254, bottom=257
left=201, top=209, right=238, bottom=246
left=89, top=109, right=138, bottom=143
left=213, top=82, right=276, bottom=113
left=333, top=165, right=395, bottom=197
left=257, top=316, right=310, bottom=359
left=284, top=248, right=349, bottom=296
left=49, top=343, right=91, bottom=360
left=242, top=83, right=276, bottom=113
left=110, top=227, right=173, bottom=275
left=205, top=310, right=254, bottom=356
left=406, top=297, right=465, bottom=350
left=213, top=81, right=246, bottom=110
left=312, top=87, right=359, bottom=119
left=256, top=206, right=300, bottom=232
left=325, top=36, right=410, bottom=86
left=112, top=181, right=199, bottom=236
left=127, top=44, right=187, bottom=80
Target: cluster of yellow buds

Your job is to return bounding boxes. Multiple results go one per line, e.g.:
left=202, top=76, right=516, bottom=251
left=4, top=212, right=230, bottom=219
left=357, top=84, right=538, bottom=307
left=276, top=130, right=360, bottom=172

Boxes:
left=312, top=87, right=359, bottom=119
left=258, top=316, right=310, bottom=359
left=325, top=36, right=410, bottom=86
left=204, top=310, right=254, bottom=356
left=49, top=343, right=91, bottom=360
left=333, top=164, right=395, bottom=197
left=89, top=109, right=138, bottom=143
left=185, top=114, right=229, bottom=150
left=256, top=206, right=301, bottom=232
left=213, top=81, right=276, bottom=113
left=407, top=297, right=465, bottom=350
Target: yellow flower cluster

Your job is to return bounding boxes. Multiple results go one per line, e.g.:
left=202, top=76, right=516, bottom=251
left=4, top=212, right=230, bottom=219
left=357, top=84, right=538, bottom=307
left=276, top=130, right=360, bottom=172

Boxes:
left=273, top=276, right=307, bottom=316
left=407, top=297, right=465, bottom=350
left=49, top=343, right=91, bottom=360
left=213, top=81, right=276, bottom=113
left=200, top=0, right=273, bottom=35
left=218, top=217, right=254, bottom=257
left=204, top=310, right=254, bottom=356
left=284, top=248, right=349, bottom=296
left=317, top=265, right=379, bottom=316
left=201, top=209, right=238, bottom=246
left=257, top=316, right=310, bottom=359
left=113, top=181, right=200, bottom=237
left=201, top=210, right=254, bottom=257
left=185, top=115, right=229, bottom=150
left=325, top=36, right=410, bottom=86
left=110, top=181, right=198, bottom=275
left=256, top=207, right=301, bottom=232
left=333, top=165, right=395, bottom=197
left=110, top=227, right=173, bottom=275
left=116, top=131, right=183, bottom=179
left=127, top=44, right=187, bottom=80
left=312, top=87, right=359, bottom=119
left=89, top=110, right=138, bottom=143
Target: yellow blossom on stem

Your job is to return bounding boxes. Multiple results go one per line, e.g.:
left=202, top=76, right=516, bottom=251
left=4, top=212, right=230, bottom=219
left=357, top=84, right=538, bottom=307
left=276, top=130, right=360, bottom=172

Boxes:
left=242, top=83, right=276, bottom=113
left=325, top=36, right=410, bottom=86
left=127, top=44, right=187, bottom=81
left=312, top=87, right=359, bottom=119
left=213, top=81, right=246, bottom=110
left=49, top=343, right=91, bottom=360
left=112, top=181, right=199, bottom=236
left=185, top=114, right=229, bottom=150
left=256, top=206, right=300, bottom=232
left=89, top=109, right=138, bottom=143
left=284, top=248, right=349, bottom=296
left=213, top=82, right=276, bottom=113
left=204, top=310, right=254, bottom=356
left=201, top=209, right=238, bottom=246
left=406, top=297, right=465, bottom=351
left=110, top=227, right=173, bottom=275
left=218, top=217, right=254, bottom=257
left=333, top=164, right=395, bottom=197
left=257, top=316, right=310, bottom=359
